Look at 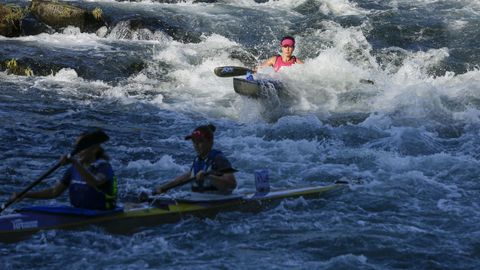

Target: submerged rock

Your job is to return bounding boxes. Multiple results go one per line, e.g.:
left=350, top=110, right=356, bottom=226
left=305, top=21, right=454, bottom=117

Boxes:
left=29, top=0, right=107, bottom=32
left=1, top=59, right=34, bottom=76
left=0, top=4, right=27, bottom=37
left=116, top=0, right=217, bottom=3
left=0, top=57, right=146, bottom=80
left=110, top=17, right=202, bottom=43
left=1, top=58, right=64, bottom=76
left=127, top=61, right=147, bottom=75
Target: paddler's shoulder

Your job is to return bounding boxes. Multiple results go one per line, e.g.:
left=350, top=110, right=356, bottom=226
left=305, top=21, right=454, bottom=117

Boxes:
left=265, top=55, right=279, bottom=65
left=294, top=57, right=304, bottom=64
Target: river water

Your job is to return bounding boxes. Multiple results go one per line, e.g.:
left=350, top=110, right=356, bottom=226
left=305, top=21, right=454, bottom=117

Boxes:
left=1, top=0, right=480, bottom=269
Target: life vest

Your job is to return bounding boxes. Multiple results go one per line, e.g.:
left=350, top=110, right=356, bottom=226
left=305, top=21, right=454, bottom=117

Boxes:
left=190, top=149, right=223, bottom=192
left=273, top=55, right=297, bottom=72
left=67, top=159, right=117, bottom=210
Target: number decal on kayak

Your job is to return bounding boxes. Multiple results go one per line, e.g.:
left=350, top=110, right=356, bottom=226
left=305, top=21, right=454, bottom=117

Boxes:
left=222, top=67, right=234, bottom=74
left=11, top=219, right=39, bottom=230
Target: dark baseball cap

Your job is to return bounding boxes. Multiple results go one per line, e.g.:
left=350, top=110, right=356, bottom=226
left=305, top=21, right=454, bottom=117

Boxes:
left=185, top=124, right=216, bottom=141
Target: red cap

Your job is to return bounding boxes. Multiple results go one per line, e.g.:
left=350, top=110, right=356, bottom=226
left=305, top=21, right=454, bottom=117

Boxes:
left=185, top=128, right=213, bottom=141
left=281, top=38, right=295, bottom=47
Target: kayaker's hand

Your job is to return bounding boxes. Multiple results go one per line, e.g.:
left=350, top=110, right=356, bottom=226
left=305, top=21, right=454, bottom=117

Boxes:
left=196, top=170, right=207, bottom=182
left=152, top=187, right=165, bottom=196
left=10, top=192, right=25, bottom=202
left=138, top=191, right=150, bottom=202
left=9, top=192, right=18, bottom=202
left=59, top=155, right=72, bottom=166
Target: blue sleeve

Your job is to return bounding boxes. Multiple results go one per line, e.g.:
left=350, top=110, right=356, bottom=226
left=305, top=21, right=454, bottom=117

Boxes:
left=190, top=157, right=197, bottom=174
left=213, top=154, right=232, bottom=171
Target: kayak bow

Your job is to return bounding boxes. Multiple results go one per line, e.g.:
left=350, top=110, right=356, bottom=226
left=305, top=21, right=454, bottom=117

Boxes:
left=233, top=78, right=284, bottom=98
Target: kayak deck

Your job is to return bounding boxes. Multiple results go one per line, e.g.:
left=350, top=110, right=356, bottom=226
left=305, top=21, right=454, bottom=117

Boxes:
left=0, top=183, right=345, bottom=242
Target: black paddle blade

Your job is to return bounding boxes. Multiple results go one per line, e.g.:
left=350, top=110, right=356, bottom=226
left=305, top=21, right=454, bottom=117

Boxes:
left=359, top=79, right=375, bottom=85
left=71, top=129, right=109, bottom=156
left=214, top=66, right=253, bottom=77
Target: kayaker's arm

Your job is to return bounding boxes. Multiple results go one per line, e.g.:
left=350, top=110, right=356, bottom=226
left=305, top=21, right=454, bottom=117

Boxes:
left=20, top=181, right=68, bottom=199
left=256, top=56, right=277, bottom=71
left=70, top=158, right=108, bottom=187
left=153, top=171, right=192, bottom=195
left=202, top=172, right=237, bottom=192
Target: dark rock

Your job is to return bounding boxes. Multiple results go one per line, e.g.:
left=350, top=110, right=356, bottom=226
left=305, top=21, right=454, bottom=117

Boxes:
left=30, top=0, right=86, bottom=30
left=0, top=4, right=26, bottom=37
left=0, top=56, right=146, bottom=80
left=21, top=13, right=53, bottom=36
left=114, top=17, right=202, bottom=43
left=0, top=59, right=33, bottom=76
left=0, top=58, right=64, bottom=76
left=29, top=0, right=107, bottom=32
left=84, top=7, right=109, bottom=33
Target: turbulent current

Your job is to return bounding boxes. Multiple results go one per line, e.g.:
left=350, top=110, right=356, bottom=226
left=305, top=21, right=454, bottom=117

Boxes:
left=1, top=0, right=480, bottom=269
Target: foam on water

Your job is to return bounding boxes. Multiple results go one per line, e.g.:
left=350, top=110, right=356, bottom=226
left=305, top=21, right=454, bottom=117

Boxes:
left=318, top=0, right=369, bottom=16
left=224, top=0, right=308, bottom=9
left=14, top=26, right=112, bottom=51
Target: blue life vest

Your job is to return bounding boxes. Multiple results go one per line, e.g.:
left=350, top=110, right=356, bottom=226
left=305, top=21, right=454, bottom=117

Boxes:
left=67, top=160, right=117, bottom=210
left=191, top=149, right=222, bottom=192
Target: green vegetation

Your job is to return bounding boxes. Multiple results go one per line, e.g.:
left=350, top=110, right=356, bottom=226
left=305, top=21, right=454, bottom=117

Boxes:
left=1, top=4, right=27, bottom=24
left=4, top=59, right=34, bottom=76
left=92, top=7, right=103, bottom=21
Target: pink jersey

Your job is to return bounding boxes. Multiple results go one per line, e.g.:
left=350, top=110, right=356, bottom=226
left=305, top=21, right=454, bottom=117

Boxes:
left=273, top=55, right=297, bottom=72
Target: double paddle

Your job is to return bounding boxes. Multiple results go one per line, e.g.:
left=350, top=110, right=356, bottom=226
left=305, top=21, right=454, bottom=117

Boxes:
left=136, top=167, right=238, bottom=202
left=0, top=130, right=110, bottom=214
left=158, top=167, right=238, bottom=193
left=214, top=65, right=374, bottom=84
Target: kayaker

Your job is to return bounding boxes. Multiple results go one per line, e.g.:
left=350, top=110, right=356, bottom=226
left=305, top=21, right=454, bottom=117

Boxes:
left=152, top=124, right=237, bottom=195
left=255, top=36, right=304, bottom=74
left=10, top=129, right=117, bottom=210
